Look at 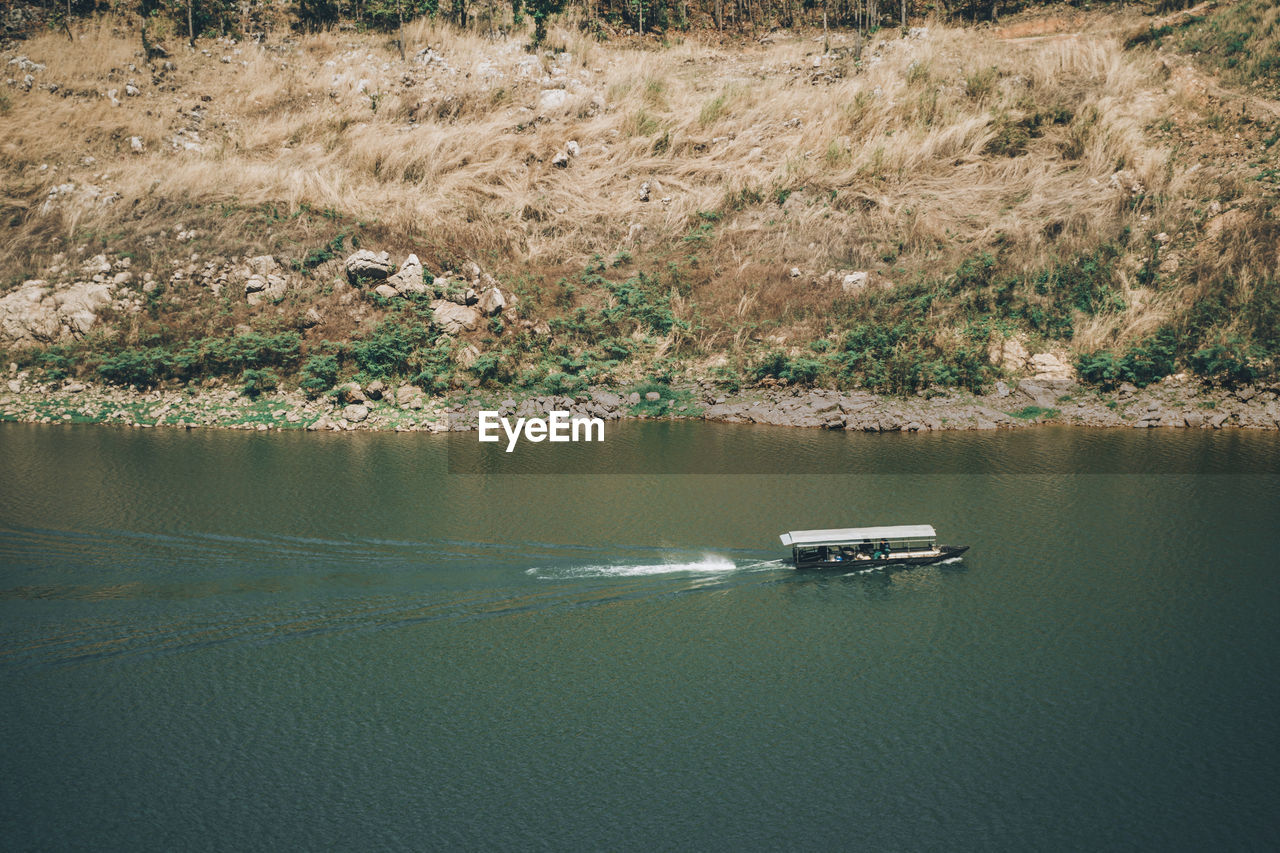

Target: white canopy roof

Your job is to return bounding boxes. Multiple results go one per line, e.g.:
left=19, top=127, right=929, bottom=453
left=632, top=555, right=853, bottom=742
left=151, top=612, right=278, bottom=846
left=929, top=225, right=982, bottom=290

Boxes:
left=780, top=525, right=936, bottom=547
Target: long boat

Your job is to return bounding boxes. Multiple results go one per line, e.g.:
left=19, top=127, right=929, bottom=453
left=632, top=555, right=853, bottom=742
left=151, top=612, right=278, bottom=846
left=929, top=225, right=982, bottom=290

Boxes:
left=779, top=525, right=969, bottom=570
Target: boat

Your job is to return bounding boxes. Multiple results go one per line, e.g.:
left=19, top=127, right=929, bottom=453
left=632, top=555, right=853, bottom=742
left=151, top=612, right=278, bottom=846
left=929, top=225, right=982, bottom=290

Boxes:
left=779, top=525, right=969, bottom=570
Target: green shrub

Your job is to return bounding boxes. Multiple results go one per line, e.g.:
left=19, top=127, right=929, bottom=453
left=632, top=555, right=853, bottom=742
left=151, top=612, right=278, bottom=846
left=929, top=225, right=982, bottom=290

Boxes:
left=241, top=368, right=279, bottom=398
left=350, top=319, right=430, bottom=377
left=299, top=354, right=340, bottom=397
left=34, top=346, right=78, bottom=380
left=97, top=347, right=172, bottom=387
left=1076, top=327, right=1179, bottom=389
left=1188, top=336, right=1263, bottom=386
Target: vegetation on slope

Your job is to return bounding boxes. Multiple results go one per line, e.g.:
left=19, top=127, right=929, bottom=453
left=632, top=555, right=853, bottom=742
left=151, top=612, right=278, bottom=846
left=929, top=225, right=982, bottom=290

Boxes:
left=1, top=6, right=1277, bottom=400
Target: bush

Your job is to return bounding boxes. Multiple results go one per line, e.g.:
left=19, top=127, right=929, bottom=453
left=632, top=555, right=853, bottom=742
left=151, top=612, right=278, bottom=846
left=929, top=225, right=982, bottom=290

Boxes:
left=1076, top=327, right=1179, bottom=389
left=34, top=346, right=78, bottom=380
left=1188, top=337, right=1263, bottom=386
left=299, top=354, right=340, bottom=397
left=350, top=320, right=431, bottom=378
left=97, top=347, right=172, bottom=387
left=241, top=368, right=279, bottom=398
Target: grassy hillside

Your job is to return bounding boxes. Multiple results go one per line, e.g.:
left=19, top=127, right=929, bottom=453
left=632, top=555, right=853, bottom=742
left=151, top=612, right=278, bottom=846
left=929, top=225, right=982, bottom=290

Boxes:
left=1, top=7, right=1277, bottom=399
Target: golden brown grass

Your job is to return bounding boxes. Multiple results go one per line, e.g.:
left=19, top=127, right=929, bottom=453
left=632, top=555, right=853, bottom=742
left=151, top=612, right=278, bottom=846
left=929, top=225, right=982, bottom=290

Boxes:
left=1, top=9, right=1275, bottom=363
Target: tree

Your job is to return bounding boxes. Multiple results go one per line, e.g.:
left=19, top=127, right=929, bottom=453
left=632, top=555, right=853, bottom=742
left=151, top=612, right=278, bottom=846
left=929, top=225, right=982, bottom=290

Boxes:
left=527, top=0, right=564, bottom=44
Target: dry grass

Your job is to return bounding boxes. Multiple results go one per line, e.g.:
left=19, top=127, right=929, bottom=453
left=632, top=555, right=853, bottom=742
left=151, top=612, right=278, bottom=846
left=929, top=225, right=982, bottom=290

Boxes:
left=2, top=9, right=1276, bottom=365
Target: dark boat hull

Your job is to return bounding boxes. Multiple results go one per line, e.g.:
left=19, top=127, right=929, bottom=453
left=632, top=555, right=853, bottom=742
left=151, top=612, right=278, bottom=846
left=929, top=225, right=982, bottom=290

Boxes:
left=794, top=544, right=969, bottom=571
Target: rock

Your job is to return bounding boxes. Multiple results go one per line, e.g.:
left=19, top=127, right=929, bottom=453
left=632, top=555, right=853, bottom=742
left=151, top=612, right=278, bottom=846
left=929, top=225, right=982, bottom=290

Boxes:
left=994, top=381, right=1011, bottom=397
left=302, top=307, right=324, bottom=327
left=1029, top=352, right=1074, bottom=381
left=990, top=336, right=1030, bottom=370
left=464, top=288, right=479, bottom=306
left=344, top=250, right=393, bottom=285
left=337, top=381, right=366, bottom=403
left=0, top=279, right=116, bottom=345
left=566, top=140, right=580, bottom=157
left=246, top=273, right=288, bottom=306
left=1016, top=379, right=1071, bottom=409
left=365, top=380, right=385, bottom=400
left=1183, top=412, right=1204, bottom=428
left=130, top=136, right=144, bottom=153
left=432, top=301, right=481, bottom=334
left=1235, top=385, right=1257, bottom=402
left=638, top=182, right=651, bottom=202
left=627, top=392, right=641, bottom=405
left=456, top=344, right=480, bottom=369
left=342, top=403, right=369, bottom=423
left=551, top=150, right=571, bottom=168
left=1209, top=412, right=1230, bottom=429
left=387, top=253, right=428, bottom=295
left=592, top=390, right=622, bottom=408
left=478, top=287, right=506, bottom=316
left=840, top=271, right=868, bottom=294
left=644, top=391, right=661, bottom=402
left=538, top=89, right=568, bottom=111
left=395, top=384, right=426, bottom=408
left=374, top=284, right=400, bottom=299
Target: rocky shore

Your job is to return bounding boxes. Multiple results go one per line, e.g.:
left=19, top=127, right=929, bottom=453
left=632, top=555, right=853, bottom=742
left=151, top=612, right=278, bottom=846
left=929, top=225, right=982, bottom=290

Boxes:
left=3, top=369, right=1279, bottom=434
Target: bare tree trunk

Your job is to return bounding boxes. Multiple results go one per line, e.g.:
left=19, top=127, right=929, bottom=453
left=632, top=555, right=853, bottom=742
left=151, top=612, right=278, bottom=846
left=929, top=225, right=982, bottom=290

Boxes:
left=187, top=0, right=195, bottom=47
left=822, top=0, right=828, bottom=51
left=901, top=0, right=906, bottom=28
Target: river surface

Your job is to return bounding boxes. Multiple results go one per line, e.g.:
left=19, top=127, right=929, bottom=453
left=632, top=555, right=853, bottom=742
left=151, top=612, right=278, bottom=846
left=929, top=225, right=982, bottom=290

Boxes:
left=1, top=422, right=1278, bottom=851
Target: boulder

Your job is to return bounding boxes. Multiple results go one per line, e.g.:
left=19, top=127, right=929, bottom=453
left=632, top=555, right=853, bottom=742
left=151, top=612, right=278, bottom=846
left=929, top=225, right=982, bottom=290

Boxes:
left=342, top=403, right=369, bottom=423
left=989, top=336, right=1030, bottom=370
left=365, top=380, right=386, bottom=400
left=387, top=253, right=429, bottom=295
left=1029, top=352, right=1074, bottom=381
left=344, top=250, right=394, bottom=285
left=840, top=271, right=868, bottom=294
left=245, top=273, right=288, bottom=305
left=302, top=307, right=324, bottom=327
left=456, top=344, right=480, bottom=369
left=0, top=279, right=115, bottom=345
left=432, top=301, right=481, bottom=334
left=478, top=287, right=506, bottom=316
left=1016, top=379, right=1072, bottom=409
left=395, top=384, right=426, bottom=408
left=337, top=381, right=366, bottom=404
left=374, top=284, right=400, bottom=299
left=538, top=89, right=568, bottom=111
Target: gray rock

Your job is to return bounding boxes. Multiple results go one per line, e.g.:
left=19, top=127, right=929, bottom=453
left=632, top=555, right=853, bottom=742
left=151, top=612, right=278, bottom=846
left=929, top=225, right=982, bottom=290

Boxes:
left=365, top=380, right=385, bottom=400
left=337, top=381, right=366, bottom=404
left=342, top=403, right=369, bottom=423
left=478, top=287, right=506, bottom=316
left=0, top=279, right=116, bottom=345
left=387, top=253, right=429, bottom=295
left=374, top=284, right=400, bottom=299
left=344, top=250, right=393, bottom=285
left=395, top=384, right=426, bottom=407
left=627, top=392, right=641, bottom=405
left=644, top=391, right=661, bottom=402
left=302, top=307, right=324, bottom=327
left=432, top=301, right=481, bottom=335
left=1183, top=411, right=1205, bottom=428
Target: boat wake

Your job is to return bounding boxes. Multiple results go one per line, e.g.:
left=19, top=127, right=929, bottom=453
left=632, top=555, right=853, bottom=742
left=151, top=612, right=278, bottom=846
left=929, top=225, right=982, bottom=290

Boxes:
left=528, top=555, right=746, bottom=580
left=939, top=556, right=965, bottom=565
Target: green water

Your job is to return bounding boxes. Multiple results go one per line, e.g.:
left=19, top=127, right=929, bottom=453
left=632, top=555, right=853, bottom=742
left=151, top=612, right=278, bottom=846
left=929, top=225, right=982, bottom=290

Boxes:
left=1, top=422, right=1278, bottom=850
